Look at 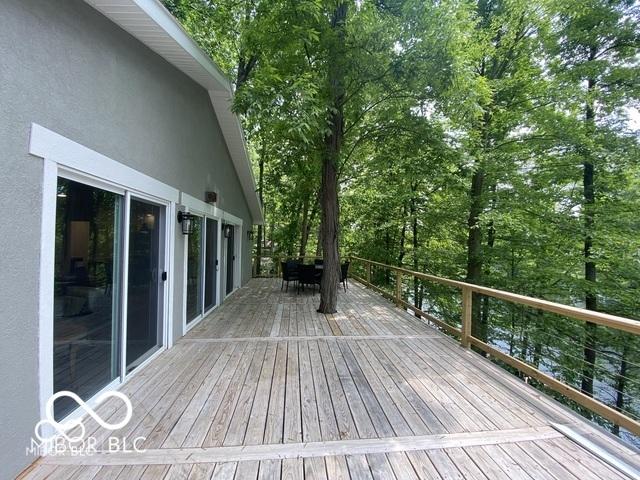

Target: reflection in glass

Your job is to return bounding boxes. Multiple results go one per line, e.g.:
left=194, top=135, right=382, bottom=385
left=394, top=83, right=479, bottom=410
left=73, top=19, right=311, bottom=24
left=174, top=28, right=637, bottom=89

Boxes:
left=186, top=216, right=203, bottom=323
left=205, top=218, right=218, bottom=311
left=126, top=199, right=163, bottom=372
left=53, top=178, right=121, bottom=420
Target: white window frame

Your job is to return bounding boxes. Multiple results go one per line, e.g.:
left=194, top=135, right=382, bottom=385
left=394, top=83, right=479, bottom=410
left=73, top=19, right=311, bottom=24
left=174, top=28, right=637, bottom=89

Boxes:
left=29, top=123, right=178, bottom=429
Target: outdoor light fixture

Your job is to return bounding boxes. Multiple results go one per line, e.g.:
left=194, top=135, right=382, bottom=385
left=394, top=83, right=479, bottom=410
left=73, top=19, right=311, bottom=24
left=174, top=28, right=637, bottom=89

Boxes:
left=224, top=224, right=233, bottom=238
left=177, top=211, right=195, bottom=235
left=247, top=229, right=254, bottom=240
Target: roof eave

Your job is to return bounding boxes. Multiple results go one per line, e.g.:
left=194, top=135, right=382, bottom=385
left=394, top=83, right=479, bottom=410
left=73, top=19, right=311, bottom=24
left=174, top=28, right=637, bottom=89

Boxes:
left=84, top=0, right=264, bottom=224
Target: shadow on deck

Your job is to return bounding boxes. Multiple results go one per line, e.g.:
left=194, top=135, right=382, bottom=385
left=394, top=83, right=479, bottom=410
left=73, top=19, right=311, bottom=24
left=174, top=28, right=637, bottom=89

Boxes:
left=21, top=278, right=640, bottom=479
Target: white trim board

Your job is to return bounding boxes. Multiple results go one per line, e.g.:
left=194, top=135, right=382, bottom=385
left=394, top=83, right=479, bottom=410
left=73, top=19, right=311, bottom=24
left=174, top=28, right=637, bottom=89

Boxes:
left=29, top=123, right=179, bottom=203
left=37, top=158, right=58, bottom=433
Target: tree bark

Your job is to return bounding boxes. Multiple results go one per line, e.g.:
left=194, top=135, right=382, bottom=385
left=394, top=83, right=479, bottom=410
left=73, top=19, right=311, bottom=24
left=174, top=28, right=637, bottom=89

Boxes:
left=410, top=182, right=421, bottom=316
left=466, top=168, right=485, bottom=338
left=318, top=2, right=348, bottom=314
left=581, top=47, right=598, bottom=397
left=480, top=183, right=496, bottom=342
left=613, top=343, right=629, bottom=435
left=398, top=204, right=407, bottom=266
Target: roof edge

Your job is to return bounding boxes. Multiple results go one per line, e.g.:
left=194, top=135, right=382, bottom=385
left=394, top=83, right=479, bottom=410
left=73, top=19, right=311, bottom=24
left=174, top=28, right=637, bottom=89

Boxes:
left=84, top=0, right=263, bottom=224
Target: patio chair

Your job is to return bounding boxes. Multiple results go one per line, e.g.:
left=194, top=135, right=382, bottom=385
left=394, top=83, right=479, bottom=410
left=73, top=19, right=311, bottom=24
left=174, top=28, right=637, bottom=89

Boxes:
left=281, top=261, right=299, bottom=292
left=340, top=261, right=350, bottom=292
left=298, top=264, right=321, bottom=294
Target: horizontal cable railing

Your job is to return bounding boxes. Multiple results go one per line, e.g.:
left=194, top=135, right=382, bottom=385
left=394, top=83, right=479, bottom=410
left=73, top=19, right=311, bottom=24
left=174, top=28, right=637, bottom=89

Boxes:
left=346, top=256, right=640, bottom=438
left=251, top=253, right=640, bottom=438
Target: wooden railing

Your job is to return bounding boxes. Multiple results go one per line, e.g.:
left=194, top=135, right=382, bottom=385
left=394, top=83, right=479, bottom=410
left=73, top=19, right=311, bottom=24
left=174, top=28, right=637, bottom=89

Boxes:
left=348, top=256, right=640, bottom=437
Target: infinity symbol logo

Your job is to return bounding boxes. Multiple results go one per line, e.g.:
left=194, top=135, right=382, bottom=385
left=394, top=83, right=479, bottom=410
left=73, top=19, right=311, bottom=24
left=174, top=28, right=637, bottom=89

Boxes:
left=34, top=390, right=133, bottom=444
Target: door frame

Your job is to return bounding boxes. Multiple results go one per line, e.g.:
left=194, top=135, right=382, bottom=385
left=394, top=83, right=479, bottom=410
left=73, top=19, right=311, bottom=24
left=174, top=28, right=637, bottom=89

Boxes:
left=180, top=193, right=222, bottom=335
left=29, top=123, right=178, bottom=428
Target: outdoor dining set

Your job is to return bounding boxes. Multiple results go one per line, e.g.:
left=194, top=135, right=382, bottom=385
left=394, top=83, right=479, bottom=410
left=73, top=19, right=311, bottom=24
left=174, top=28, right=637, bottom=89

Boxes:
left=280, top=259, right=350, bottom=294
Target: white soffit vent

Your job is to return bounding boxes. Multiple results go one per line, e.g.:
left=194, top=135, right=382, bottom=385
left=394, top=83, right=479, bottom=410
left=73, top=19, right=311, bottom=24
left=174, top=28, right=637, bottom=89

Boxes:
left=84, top=0, right=263, bottom=224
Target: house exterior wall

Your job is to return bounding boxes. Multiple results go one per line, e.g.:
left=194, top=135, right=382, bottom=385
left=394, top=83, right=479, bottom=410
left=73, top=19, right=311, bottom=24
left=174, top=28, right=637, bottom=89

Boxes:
left=0, top=0, right=254, bottom=477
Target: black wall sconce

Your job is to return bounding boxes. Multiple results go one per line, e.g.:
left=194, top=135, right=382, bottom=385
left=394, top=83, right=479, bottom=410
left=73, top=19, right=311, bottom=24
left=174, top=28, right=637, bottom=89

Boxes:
left=223, top=224, right=233, bottom=238
left=247, top=229, right=254, bottom=240
left=177, top=211, right=196, bottom=235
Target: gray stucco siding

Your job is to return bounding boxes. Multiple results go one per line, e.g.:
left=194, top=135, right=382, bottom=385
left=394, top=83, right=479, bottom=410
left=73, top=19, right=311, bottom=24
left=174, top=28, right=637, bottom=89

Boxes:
left=0, top=0, right=254, bottom=477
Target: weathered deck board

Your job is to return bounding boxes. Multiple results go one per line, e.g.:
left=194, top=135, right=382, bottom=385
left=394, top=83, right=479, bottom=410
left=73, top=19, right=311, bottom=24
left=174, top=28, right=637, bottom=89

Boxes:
left=19, top=278, right=640, bottom=480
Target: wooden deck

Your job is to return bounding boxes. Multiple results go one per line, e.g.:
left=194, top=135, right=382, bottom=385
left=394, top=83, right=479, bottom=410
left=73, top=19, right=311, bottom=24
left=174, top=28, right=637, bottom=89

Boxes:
left=21, top=278, right=640, bottom=479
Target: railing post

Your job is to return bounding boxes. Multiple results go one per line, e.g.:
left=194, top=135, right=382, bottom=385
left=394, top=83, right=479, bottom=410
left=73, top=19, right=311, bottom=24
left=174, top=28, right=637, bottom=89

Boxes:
left=461, top=287, right=472, bottom=348
left=395, top=271, right=402, bottom=307
left=366, top=262, right=371, bottom=284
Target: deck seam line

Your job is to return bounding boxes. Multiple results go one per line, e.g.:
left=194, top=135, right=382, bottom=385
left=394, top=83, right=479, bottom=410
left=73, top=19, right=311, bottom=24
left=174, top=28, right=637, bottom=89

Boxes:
left=39, top=425, right=564, bottom=466
left=179, top=335, right=444, bottom=343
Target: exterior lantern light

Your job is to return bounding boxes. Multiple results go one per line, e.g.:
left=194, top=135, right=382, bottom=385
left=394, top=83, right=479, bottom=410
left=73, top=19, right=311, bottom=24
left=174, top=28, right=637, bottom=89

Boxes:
left=224, top=224, right=233, bottom=238
left=247, top=229, right=254, bottom=240
left=177, top=211, right=195, bottom=235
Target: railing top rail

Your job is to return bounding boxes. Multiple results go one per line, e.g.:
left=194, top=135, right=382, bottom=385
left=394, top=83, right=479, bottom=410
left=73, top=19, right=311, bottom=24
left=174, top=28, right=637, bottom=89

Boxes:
left=349, top=255, right=640, bottom=336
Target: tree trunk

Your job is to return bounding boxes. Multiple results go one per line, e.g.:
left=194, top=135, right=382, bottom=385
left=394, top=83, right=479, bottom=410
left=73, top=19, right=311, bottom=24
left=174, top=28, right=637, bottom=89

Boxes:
left=479, top=184, right=496, bottom=341
left=613, top=343, right=629, bottom=436
left=318, top=2, right=348, bottom=314
left=466, top=168, right=485, bottom=338
left=398, top=204, right=407, bottom=266
left=410, top=183, right=421, bottom=316
left=318, top=154, right=340, bottom=313
left=581, top=48, right=598, bottom=397
left=255, top=153, right=264, bottom=275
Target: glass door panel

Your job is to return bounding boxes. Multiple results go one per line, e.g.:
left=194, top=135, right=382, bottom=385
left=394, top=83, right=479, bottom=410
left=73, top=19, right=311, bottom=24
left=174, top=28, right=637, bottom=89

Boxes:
left=225, top=225, right=234, bottom=295
left=186, top=216, right=203, bottom=324
left=126, top=198, right=164, bottom=372
left=53, top=178, right=122, bottom=420
left=204, top=218, right=218, bottom=311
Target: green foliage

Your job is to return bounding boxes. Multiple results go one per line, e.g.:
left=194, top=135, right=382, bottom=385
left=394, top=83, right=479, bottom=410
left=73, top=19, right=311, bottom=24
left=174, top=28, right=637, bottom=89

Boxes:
left=164, top=0, right=640, bottom=442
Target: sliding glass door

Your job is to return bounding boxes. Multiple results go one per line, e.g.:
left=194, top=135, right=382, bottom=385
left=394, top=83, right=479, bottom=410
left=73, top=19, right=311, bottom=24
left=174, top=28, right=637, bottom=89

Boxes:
left=126, top=198, right=165, bottom=372
left=53, top=178, right=169, bottom=419
left=204, top=218, right=218, bottom=311
left=53, top=178, right=122, bottom=420
left=186, top=216, right=218, bottom=327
